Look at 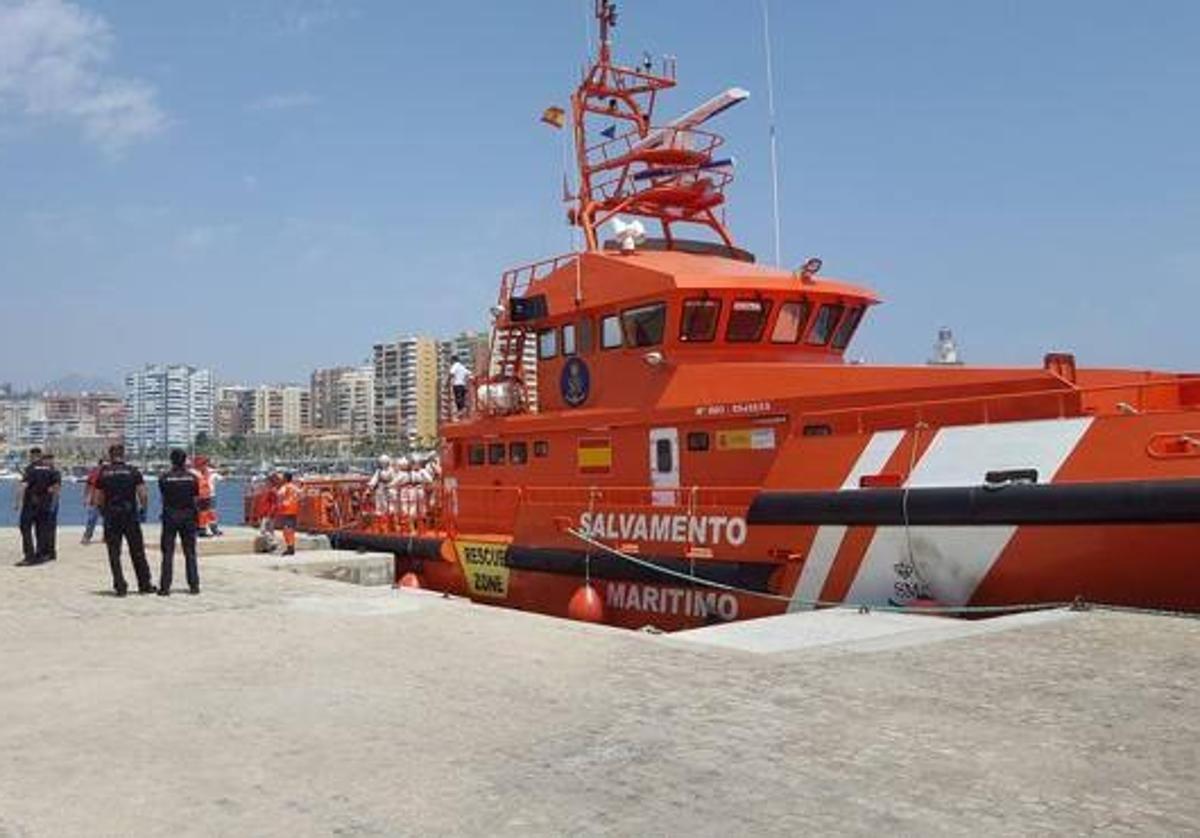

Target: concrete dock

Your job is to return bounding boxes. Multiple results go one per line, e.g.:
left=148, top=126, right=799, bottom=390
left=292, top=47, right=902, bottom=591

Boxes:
left=1, top=526, right=1197, bottom=837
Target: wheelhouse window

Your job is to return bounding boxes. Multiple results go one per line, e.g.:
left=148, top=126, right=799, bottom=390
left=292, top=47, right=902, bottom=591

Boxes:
left=537, top=329, right=558, bottom=360
left=680, top=299, right=721, bottom=343
left=831, top=306, right=864, bottom=350
left=686, top=431, right=711, bottom=452
left=621, top=302, right=667, bottom=347
left=561, top=323, right=577, bottom=356
left=601, top=314, right=622, bottom=349
left=533, top=440, right=550, bottom=458
left=771, top=301, right=811, bottom=344
left=487, top=442, right=506, bottom=465
left=577, top=318, right=594, bottom=354
left=805, top=303, right=845, bottom=346
left=726, top=299, right=772, bottom=343
left=467, top=444, right=485, bottom=466
left=509, top=441, right=529, bottom=464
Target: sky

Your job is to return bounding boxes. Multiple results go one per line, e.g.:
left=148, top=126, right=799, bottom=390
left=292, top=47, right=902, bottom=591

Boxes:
left=0, top=0, right=1198, bottom=389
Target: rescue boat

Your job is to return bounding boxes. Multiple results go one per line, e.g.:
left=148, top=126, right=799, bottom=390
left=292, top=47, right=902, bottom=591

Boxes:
left=250, top=1, right=1200, bottom=627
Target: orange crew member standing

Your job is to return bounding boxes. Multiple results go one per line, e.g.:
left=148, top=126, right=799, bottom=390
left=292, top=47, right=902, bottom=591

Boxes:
left=193, top=456, right=220, bottom=537
left=276, top=472, right=301, bottom=557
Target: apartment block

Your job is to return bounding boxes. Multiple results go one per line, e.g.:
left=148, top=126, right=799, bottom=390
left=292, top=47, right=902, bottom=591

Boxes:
left=214, top=386, right=255, bottom=438
left=124, top=365, right=215, bottom=452
left=373, top=336, right=438, bottom=445
left=252, top=384, right=311, bottom=436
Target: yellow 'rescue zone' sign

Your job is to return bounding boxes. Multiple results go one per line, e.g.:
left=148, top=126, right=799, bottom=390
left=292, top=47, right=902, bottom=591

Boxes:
left=455, top=540, right=510, bottom=598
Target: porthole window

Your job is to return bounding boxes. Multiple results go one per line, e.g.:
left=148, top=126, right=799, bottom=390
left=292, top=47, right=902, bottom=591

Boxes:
left=509, top=441, right=529, bottom=464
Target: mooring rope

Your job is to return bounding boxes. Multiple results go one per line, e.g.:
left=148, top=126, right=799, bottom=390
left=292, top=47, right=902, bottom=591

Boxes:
left=565, top=526, right=1081, bottom=616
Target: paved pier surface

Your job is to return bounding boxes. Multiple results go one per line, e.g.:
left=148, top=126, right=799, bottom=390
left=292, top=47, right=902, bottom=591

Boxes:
left=1, top=527, right=1198, bottom=837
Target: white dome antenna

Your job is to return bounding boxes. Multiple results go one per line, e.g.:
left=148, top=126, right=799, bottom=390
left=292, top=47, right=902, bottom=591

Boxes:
left=610, top=217, right=646, bottom=253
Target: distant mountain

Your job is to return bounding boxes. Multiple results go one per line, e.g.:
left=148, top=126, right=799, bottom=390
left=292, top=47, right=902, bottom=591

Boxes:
left=40, top=374, right=120, bottom=395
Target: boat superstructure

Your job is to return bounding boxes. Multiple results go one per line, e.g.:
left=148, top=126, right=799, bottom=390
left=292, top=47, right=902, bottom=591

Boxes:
left=251, top=1, right=1200, bottom=626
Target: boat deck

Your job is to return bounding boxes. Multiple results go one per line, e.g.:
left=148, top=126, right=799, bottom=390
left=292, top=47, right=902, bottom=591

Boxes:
left=1, top=526, right=1197, bottom=836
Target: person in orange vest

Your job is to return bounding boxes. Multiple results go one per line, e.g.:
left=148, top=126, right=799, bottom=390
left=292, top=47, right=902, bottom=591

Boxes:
left=193, top=456, right=222, bottom=537
left=257, top=472, right=283, bottom=552
left=276, top=471, right=301, bottom=556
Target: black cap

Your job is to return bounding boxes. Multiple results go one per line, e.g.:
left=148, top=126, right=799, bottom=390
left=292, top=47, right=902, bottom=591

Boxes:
left=169, top=448, right=187, bottom=468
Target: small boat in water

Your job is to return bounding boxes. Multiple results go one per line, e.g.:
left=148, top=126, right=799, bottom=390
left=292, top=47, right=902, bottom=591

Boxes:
left=249, top=1, right=1200, bottom=627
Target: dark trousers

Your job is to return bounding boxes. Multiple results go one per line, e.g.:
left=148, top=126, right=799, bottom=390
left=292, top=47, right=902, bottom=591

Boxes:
left=19, top=502, right=56, bottom=560
left=83, top=505, right=101, bottom=541
left=160, top=513, right=199, bottom=593
left=104, top=512, right=152, bottom=593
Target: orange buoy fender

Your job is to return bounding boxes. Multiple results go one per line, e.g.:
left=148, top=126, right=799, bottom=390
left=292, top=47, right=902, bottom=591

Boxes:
left=398, top=571, right=422, bottom=589
left=567, top=583, right=605, bottom=623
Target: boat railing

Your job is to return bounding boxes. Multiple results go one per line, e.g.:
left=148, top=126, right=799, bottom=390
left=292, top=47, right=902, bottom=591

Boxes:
left=793, top=374, right=1200, bottom=436
left=499, top=253, right=578, bottom=303
left=274, top=478, right=765, bottom=541
left=584, top=126, right=731, bottom=207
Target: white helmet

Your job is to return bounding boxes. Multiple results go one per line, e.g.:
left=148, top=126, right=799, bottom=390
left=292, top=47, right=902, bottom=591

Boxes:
left=377, top=454, right=391, bottom=467
left=396, top=456, right=410, bottom=469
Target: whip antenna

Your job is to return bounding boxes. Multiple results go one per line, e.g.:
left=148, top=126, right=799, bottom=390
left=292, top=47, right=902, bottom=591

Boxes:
left=761, top=0, right=783, bottom=266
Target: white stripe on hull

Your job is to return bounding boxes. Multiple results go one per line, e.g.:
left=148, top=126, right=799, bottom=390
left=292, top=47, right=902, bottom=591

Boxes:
left=845, top=418, right=1093, bottom=606
left=789, top=430, right=905, bottom=611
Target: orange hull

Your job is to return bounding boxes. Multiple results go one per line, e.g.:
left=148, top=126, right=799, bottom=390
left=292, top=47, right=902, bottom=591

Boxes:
left=249, top=3, right=1200, bottom=628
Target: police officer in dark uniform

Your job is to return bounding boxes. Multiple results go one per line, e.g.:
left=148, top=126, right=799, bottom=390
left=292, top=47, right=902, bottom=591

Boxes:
left=158, top=448, right=201, bottom=596
left=14, top=446, right=60, bottom=565
left=95, top=444, right=155, bottom=596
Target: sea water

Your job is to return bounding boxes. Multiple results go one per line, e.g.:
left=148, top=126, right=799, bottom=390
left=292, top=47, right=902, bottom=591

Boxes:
left=0, top=477, right=249, bottom=528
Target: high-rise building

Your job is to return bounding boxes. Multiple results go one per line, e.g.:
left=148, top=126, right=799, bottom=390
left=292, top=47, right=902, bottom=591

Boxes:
left=43, top=392, right=125, bottom=439
left=338, top=366, right=375, bottom=438
left=437, top=331, right=491, bottom=424
left=252, top=385, right=311, bottom=436
left=124, top=365, right=215, bottom=452
left=214, top=386, right=255, bottom=438
left=373, top=336, right=439, bottom=445
left=310, top=366, right=375, bottom=437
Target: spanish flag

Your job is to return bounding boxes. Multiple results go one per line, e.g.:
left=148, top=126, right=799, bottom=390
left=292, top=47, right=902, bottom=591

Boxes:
left=540, top=105, right=566, bottom=129
left=577, top=437, right=613, bottom=474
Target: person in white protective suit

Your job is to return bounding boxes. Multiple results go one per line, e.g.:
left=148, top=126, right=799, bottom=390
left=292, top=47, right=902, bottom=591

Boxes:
left=366, top=454, right=398, bottom=520
left=394, top=454, right=441, bottom=530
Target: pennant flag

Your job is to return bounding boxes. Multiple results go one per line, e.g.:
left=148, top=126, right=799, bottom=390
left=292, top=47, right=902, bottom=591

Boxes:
left=540, top=106, right=566, bottom=129
left=600, top=124, right=617, bottom=140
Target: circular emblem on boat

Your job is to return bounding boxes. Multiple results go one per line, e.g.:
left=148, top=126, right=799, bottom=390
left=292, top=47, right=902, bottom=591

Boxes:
left=561, top=357, right=591, bottom=407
